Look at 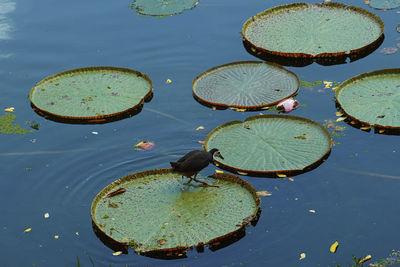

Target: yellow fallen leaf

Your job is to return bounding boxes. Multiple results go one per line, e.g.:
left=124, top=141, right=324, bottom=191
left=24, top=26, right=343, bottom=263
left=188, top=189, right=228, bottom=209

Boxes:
left=360, top=126, right=371, bottom=130
left=256, top=190, right=272, bottom=197
left=198, top=140, right=205, bottom=144
left=359, top=254, right=371, bottom=263
left=134, top=141, right=155, bottom=150
left=323, top=81, right=333, bottom=89
left=336, top=117, right=346, bottom=122
left=261, top=106, right=269, bottom=110
left=24, top=228, right=32, bottom=232
left=237, top=171, right=248, bottom=175
left=300, top=252, right=306, bottom=260
left=277, top=173, right=286, bottom=178
left=54, top=235, right=59, bottom=239
left=112, top=251, right=123, bottom=256
left=378, top=129, right=385, bottom=134
left=309, top=209, right=316, bottom=213
left=44, top=212, right=50, bottom=219
left=230, top=107, right=247, bottom=112
left=196, top=126, right=205, bottom=130
left=4, top=107, right=14, bottom=112
left=288, top=178, right=294, bottom=181
left=75, top=232, right=79, bottom=236
left=166, top=79, right=172, bottom=84
left=364, top=0, right=370, bottom=3
left=332, top=86, right=338, bottom=91
left=215, top=170, right=224, bottom=174
left=335, top=111, right=343, bottom=116
left=330, top=241, right=339, bottom=253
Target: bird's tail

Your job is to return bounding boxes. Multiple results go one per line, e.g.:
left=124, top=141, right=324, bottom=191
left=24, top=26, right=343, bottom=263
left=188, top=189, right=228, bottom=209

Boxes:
left=170, top=161, right=179, bottom=170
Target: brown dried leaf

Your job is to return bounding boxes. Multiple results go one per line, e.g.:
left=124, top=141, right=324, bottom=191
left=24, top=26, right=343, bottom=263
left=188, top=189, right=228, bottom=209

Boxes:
left=256, top=190, right=272, bottom=197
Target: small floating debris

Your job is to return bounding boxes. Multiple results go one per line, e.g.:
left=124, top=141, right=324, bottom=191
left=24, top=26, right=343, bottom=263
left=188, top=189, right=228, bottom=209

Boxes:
left=134, top=141, right=155, bottom=150
left=380, top=47, right=398, bottom=55
left=330, top=241, right=339, bottom=253
left=106, top=188, right=126, bottom=198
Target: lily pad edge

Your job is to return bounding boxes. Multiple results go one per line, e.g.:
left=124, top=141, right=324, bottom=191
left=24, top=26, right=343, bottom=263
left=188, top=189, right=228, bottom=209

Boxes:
left=205, top=114, right=333, bottom=177
left=29, top=66, right=153, bottom=124
left=335, top=68, right=400, bottom=131
left=90, top=168, right=261, bottom=258
left=242, top=2, right=385, bottom=59
left=192, top=61, right=300, bottom=110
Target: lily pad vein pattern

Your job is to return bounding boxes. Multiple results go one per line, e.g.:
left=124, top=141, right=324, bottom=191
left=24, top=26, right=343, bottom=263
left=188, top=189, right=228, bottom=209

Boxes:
left=193, top=61, right=299, bottom=108
left=92, top=170, right=258, bottom=252
left=336, top=69, right=400, bottom=128
left=205, top=115, right=331, bottom=173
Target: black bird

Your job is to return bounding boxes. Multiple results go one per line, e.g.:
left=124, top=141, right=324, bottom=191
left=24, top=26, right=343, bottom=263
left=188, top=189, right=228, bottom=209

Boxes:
left=170, top=148, right=223, bottom=187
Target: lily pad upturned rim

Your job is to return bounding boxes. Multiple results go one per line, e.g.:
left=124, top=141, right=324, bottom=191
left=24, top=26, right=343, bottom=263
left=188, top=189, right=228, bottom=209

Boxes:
left=29, top=66, right=153, bottom=124
left=242, top=2, right=385, bottom=59
left=91, top=168, right=261, bottom=257
left=335, top=68, right=400, bottom=130
left=369, top=0, right=400, bottom=10
left=131, top=0, right=199, bottom=17
left=192, top=61, right=300, bottom=110
left=205, top=114, right=332, bottom=177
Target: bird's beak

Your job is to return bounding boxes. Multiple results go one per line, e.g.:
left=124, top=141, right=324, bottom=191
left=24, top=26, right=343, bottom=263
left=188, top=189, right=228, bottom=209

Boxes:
left=215, top=151, right=224, bottom=159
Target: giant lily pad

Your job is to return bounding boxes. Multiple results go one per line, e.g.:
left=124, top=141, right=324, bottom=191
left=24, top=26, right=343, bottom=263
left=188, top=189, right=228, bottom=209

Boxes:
left=30, top=67, right=153, bottom=123
left=369, top=0, right=400, bottom=10
left=205, top=115, right=332, bottom=176
left=130, top=0, right=199, bottom=16
left=242, top=3, right=384, bottom=62
left=335, top=68, right=400, bottom=130
left=91, top=169, right=260, bottom=257
left=192, top=61, right=299, bottom=110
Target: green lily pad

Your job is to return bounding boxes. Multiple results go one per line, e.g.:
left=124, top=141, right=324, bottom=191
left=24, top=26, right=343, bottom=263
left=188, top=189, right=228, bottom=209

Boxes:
left=242, top=3, right=384, bottom=59
left=130, top=0, right=199, bottom=16
left=29, top=67, right=153, bottom=123
left=192, top=61, right=299, bottom=110
left=335, top=68, right=400, bottom=130
left=91, top=169, right=260, bottom=257
left=205, top=115, right=332, bottom=176
left=369, top=0, right=400, bottom=10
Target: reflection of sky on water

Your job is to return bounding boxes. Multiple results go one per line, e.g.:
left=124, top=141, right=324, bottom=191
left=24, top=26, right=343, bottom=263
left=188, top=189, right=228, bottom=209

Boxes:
left=0, top=0, right=15, bottom=58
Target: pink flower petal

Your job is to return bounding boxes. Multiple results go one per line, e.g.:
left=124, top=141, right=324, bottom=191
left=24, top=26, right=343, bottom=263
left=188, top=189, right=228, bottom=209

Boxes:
left=276, top=98, right=299, bottom=113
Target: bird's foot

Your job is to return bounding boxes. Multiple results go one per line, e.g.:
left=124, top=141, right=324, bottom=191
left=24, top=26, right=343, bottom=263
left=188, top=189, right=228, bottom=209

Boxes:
left=182, top=176, right=193, bottom=185
left=192, top=177, right=219, bottom=188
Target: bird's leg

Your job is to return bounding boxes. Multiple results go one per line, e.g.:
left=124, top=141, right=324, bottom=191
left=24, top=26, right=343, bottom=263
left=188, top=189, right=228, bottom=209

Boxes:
left=183, top=175, right=193, bottom=184
left=192, top=173, right=219, bottom=188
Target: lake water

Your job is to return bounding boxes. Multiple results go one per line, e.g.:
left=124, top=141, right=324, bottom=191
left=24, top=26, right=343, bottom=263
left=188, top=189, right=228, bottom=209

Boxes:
left=1, top=0, right=399, bottom=266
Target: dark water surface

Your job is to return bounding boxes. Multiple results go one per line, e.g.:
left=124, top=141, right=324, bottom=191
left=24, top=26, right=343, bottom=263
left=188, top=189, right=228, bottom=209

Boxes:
left=1, top=0, right=399, bottom=266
